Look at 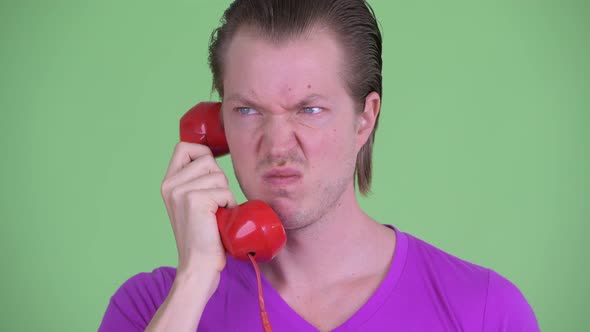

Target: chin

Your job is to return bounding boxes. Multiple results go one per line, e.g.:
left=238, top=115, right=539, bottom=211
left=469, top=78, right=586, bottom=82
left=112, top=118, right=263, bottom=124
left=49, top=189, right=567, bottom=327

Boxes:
left=266, top=198, right=310, bottom=230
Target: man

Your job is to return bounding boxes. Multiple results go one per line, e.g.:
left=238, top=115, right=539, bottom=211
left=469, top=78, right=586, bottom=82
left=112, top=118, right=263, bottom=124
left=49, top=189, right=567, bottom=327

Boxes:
left=99, top=0, right=539, bottom=331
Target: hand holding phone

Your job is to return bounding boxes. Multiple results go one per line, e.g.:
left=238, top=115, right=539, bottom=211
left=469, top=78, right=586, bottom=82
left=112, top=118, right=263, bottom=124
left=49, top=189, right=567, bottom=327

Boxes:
left=157, top=102, right=283, bottom=332
left=160, top=142, right=236, bottom=275
left=179, top=102, right=287, bottom=262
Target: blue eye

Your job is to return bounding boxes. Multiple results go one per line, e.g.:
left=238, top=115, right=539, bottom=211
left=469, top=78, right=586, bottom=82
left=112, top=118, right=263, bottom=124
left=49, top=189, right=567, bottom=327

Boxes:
left=302, top=107, right=322, bottom=114
left=236, top=107, right=259, bottom=115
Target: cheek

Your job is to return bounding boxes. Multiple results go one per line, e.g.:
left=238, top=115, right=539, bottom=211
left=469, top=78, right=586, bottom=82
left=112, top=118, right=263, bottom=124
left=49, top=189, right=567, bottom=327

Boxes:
left=224, top=126, right=257, bottom=182
left=228, top=135, right=257, bottom=173
left=224, top=116, right=254, bottom=156
left=306, top=126, right=356, bottom=171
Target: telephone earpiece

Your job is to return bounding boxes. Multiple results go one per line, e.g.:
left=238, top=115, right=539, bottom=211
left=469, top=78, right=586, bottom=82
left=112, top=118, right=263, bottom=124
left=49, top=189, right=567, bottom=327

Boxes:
left=180, top=102, right=287, bottom=262
left=180, top=102, right=229, bottom=157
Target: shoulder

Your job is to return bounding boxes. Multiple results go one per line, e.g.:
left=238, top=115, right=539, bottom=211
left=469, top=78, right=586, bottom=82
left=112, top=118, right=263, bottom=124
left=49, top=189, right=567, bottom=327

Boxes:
left=403, top=232, right=491, bottom=322
left=98, top=266, right=177, bottom=331
left=402, top=232, right=539, bottom=330
left=404, top=232, right=490, bottom=288
left=483, top=269, right=540, bottom=331
left=112, top=266, right=177, bottom=305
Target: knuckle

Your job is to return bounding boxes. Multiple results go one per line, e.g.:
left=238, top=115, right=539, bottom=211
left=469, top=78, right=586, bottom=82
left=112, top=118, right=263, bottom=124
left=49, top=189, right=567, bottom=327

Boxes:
left=201, top=153, right=216, bottom=166
left=170, top=187, right=183, bottom=203
left=196, top=155, right=218, bottom=174
left=161, top=179, right=172, bottom=195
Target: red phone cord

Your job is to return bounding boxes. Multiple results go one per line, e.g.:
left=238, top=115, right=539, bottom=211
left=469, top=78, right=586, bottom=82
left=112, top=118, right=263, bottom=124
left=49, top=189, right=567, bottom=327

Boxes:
left=248, top=254, right=273, bottom=332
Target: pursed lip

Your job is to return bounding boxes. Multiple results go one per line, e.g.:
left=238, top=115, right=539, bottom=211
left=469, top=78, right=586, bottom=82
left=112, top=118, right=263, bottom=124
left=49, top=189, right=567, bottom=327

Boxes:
left=262, top=167, right=303, bottom=185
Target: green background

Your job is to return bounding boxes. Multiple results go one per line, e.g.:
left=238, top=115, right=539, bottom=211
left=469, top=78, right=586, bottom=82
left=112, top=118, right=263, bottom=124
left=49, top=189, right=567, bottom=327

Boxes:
left=1, top=0, right=588, bottom=330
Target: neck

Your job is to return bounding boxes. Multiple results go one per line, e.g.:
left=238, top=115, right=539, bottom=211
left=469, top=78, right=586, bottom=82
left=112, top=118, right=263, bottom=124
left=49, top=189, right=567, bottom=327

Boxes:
left=259, top=184, right=395, bottom=289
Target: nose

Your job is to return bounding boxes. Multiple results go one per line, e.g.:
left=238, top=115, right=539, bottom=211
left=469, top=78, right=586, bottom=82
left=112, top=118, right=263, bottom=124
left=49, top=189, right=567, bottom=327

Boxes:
left=259, top=114, right=299, bottom=159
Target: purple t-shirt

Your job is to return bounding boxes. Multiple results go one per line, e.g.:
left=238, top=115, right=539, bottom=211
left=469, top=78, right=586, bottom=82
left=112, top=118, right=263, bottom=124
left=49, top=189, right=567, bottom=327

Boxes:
left=99, top=226, right=539, bottom=331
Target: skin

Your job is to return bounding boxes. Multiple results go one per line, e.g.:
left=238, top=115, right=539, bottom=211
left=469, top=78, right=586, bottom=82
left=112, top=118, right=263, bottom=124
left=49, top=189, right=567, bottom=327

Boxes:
left=221, top=25, right=397, bottom=331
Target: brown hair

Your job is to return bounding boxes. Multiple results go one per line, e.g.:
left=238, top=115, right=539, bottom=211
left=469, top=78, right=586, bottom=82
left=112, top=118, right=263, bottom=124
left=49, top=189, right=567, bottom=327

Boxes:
left=208, top=0, right=382, bottom=195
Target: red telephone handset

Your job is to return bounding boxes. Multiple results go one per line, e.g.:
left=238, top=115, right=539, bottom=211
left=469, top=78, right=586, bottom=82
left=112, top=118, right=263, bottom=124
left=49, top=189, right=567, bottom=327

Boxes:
left=180, top=102, right=287, bottom=262
left=180, top=102, right=281, bottom=331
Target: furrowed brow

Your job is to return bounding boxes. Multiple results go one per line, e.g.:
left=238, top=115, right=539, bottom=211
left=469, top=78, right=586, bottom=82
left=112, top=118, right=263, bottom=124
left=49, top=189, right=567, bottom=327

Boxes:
left=224, top=93, right=330, bottom=110
left=293, top=94, right=329, bottom=109
left=224, top=93, right=263, bottom=109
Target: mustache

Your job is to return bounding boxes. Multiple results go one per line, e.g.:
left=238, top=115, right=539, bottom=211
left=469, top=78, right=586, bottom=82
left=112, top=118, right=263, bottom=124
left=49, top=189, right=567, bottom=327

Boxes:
left=256, top=150, right=306, bottom=169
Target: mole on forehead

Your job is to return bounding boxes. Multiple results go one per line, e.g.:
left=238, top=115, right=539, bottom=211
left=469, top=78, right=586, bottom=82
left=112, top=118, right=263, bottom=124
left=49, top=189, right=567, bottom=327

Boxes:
left=287, top=84, right=312, bottom=92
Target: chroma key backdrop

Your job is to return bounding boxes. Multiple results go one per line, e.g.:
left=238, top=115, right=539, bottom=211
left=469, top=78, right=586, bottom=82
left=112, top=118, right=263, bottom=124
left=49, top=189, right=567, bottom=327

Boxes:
left=1, top=1, right=588, bottom=331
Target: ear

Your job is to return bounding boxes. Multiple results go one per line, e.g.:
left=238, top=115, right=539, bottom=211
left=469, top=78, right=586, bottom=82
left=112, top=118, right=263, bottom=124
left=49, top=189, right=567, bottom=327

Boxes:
left=355, top=91, right=381, bottom=150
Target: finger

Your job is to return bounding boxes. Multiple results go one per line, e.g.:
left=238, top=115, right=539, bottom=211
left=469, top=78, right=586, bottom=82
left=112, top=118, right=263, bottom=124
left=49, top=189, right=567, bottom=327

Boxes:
left=164, top=142, right=213, bottom=178
left=182, top=188, right=238, bottom=216
left=167, top=172, right=230, bottom=204
left=163, top=154, right=223, bottom=190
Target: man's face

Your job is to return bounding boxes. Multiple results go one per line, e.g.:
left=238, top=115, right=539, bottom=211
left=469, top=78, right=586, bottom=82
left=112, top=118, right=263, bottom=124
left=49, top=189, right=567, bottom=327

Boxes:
left=221, top=27, right=363, bottom=230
